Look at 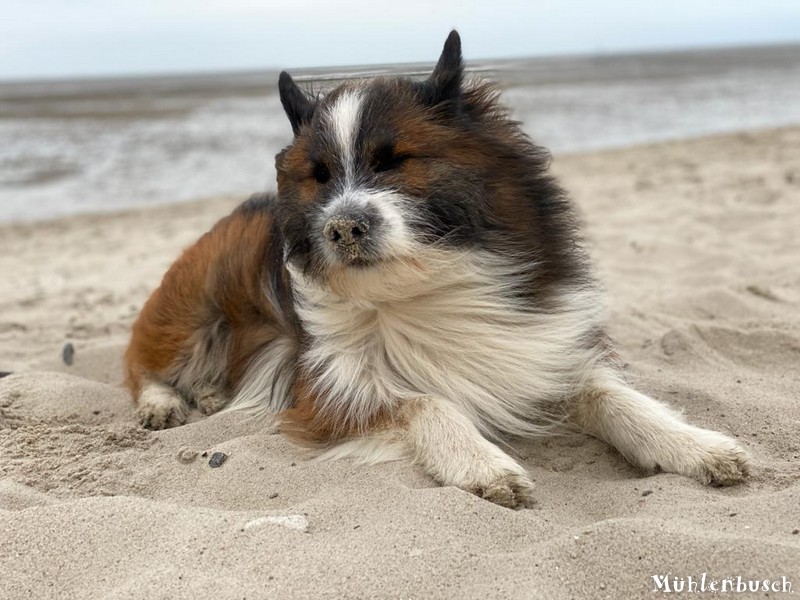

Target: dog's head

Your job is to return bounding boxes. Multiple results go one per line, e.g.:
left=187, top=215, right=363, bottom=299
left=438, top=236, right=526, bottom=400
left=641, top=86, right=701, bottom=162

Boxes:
left=274, top=31, right=562, bottom=297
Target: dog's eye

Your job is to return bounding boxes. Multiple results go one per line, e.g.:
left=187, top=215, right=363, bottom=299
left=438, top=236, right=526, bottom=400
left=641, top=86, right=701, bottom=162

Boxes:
left=374, top=145, right=409, bottom=173
left=312, top=162, right=331, bottom=184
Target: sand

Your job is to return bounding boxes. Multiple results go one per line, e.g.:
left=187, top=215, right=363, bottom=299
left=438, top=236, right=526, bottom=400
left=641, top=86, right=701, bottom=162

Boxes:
left=1, top=127, right=798, bottom=599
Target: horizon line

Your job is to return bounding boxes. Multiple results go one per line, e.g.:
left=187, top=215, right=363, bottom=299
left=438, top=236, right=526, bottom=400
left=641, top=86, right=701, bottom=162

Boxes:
left=2, top=38, right=799, bottom=86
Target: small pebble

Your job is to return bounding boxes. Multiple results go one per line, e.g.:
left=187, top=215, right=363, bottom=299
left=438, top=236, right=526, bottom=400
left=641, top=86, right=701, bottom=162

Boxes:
left=176, top=447, right=199, bottom=464
left=243, top=515, right=308, bottom=532
left=62, top=342, right=75, bottom=366
left=209, top=452, right=228, bottom=468
left=641, top=490, right=653, bottom=497
left=793, top=528, right=799, bottom=535
left=268, top=492, right=279, bottom=499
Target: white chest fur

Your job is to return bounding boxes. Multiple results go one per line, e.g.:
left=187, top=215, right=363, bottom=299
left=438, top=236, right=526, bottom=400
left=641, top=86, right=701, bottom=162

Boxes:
left=291, top=251, right=603, bottom=436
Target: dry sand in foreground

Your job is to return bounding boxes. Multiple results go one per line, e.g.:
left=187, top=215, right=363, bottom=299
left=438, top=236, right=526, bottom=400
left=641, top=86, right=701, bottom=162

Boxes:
left=1, top=127, right=799, bottom=599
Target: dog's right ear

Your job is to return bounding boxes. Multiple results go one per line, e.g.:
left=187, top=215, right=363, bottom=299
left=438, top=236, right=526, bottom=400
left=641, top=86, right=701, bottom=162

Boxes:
left=428, top=30, right=463, bottom=105
left=279, top=71, right=314, bottom=135
left=413, top=30, right=464, bottom=114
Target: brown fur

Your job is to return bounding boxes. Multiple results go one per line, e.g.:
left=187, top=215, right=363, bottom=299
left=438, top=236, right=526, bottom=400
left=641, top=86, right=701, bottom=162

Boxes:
left=280, top=373, right=395, bottom=448
left=125, top=233, right=215, bottom=399
left=125, top=197, right=294, bottom=403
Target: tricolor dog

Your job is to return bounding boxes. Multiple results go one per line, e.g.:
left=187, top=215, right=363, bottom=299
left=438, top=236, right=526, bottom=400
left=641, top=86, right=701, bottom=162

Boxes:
left=125, top=31, right=749, bottom=508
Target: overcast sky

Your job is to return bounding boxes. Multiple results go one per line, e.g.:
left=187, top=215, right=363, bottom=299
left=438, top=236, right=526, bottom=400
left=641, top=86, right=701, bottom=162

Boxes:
left=2, top=1, right=799, bottom=80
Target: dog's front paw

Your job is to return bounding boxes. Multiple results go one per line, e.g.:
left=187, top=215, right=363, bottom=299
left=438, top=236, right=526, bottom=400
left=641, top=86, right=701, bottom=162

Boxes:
left=454, top=450, right=537, bottom=509
left=400, top=396, right=537, bottom=510
left=471, top=471, right=536, bottom=509
left=689, top=432, right=750, bottom=486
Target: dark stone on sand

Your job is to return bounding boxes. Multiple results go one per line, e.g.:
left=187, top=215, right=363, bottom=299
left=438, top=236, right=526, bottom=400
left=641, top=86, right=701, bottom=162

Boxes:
left=641, top=490, right=653, bottom=497
left=208, top=452, right=228, bottom=468
left=63, top=342, right=75, bottom=366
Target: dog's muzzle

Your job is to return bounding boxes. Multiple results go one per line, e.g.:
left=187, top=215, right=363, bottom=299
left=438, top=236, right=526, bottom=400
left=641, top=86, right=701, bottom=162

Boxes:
left=323, top=205, right=382, bottom=263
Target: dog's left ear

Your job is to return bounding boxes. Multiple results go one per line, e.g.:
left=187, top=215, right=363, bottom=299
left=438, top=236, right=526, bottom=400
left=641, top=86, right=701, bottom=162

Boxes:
left=279, top=71, right=315, bottom=135
left=416, top=30, right=464, bottom=110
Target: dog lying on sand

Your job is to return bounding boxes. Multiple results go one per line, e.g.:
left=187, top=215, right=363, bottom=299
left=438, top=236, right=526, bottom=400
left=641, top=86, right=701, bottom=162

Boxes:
left=125, top=31, right=749, bottom=508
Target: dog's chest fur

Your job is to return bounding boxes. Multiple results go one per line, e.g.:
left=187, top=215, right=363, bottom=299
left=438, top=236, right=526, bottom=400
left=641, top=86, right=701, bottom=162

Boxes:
left=291, top=251, right=603, bottom=435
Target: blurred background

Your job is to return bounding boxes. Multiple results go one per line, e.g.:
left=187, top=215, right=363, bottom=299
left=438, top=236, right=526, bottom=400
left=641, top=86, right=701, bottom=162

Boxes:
left=1, top=0, right=799, bottom=223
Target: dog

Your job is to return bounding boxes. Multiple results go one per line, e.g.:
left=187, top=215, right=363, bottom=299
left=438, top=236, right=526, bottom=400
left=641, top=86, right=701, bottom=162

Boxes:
left=124, top=31, right=749, bottom=508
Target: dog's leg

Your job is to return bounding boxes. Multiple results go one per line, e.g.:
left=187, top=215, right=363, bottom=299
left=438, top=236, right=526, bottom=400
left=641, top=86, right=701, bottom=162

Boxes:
left=572, top=367, right=749, bottom=485
left=135, top=380, right=189, bottom=430
left=398, top=396, right=536, bottom=509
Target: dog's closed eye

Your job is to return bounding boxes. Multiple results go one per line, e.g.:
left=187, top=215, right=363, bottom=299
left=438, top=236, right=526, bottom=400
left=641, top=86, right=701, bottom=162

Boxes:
left=312, top=162, right=331, bottom=184
left=374, top=144, right=410, bottom=173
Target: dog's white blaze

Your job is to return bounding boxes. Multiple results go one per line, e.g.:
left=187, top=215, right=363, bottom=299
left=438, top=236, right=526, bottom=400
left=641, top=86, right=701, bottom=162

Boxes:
left=291, top=248, right=606, bottom=437
left=326, top=89, right=364, bottom=185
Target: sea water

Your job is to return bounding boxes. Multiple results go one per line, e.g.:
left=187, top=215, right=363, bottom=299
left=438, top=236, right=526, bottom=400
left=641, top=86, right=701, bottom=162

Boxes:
left=1, top=44, right=799, bottom=223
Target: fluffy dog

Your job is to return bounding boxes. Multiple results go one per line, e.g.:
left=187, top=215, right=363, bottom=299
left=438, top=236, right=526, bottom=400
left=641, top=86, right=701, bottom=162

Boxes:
left=125, top=31, right=748, bottom=508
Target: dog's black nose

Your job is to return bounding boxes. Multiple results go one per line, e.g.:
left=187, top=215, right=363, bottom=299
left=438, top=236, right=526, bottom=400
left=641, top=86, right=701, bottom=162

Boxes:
left=322, top=204, right=383, bottom=262
left=324, top=213, right=371, bottom=247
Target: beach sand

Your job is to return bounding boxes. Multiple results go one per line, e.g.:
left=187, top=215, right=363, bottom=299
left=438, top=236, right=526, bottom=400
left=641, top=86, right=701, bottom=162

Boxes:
left=1, top=127, right=798, bottom=599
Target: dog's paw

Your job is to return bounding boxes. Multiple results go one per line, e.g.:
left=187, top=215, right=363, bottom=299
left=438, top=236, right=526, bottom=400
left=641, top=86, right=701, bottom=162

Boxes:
left=136, top=400, right=188, bottom=430
left=689, top=433, right=750, bottom=486
left=136, top=384, right=188, bottom=430
left=471, top=472, right=536, bottom=509
left=194, top=392, right=228, bottom=416
left=649, top=428, right=750, bottom=486
left=455, top=451, right=537, bottom=509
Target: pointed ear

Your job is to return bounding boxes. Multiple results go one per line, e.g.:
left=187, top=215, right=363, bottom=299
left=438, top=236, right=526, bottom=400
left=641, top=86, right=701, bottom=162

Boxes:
left=417, top=30, right=463, bottom=108
left=279, top=71, right=314, bottom=135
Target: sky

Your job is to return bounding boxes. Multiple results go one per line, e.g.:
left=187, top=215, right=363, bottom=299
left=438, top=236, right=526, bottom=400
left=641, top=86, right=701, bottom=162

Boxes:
left=1, top=1, right=799, bottom=80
